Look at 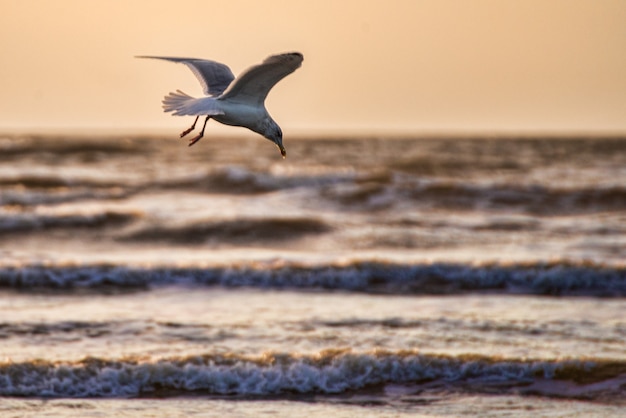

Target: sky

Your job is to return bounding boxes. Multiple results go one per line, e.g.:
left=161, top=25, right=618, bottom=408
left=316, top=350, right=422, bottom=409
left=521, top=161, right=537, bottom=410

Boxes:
left=0, top=0, right=625, bottom=136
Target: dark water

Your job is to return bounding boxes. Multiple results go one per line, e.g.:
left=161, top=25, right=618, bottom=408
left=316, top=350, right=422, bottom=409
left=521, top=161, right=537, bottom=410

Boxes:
left=0, top=134, right=624, bottom=415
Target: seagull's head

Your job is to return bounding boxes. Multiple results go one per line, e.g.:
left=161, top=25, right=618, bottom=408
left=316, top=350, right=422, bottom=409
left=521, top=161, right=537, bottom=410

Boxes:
left=263, top=119, right=286, bottom=159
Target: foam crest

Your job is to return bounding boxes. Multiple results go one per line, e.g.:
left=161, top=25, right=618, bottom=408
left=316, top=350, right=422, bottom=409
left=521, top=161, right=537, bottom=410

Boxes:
left=0, top=261, right=624, bottom=296
left=1, top=350, right=623, bottom=398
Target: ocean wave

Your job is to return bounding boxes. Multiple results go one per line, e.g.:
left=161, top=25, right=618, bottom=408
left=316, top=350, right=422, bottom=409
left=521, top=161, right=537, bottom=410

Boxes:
left=317, top=317, right=626, bottom=345
left=4, top=317, right=620, bottom=347
left=0, top=320, right=219, bottom=342
left=4, top=137, right=623, bottom=215
left=0, top=175, right=125, bottom=190
left=0, top=210, right=141, bottom=234
left=121, top=217, right=331, bottom=245
left=0, top=166, right=356, bottom=207
left=0, top=321, right=113, bottom=339
left=0, top=188, right=133, bottom=207
left=0, top=136, right=152, bottom=158
left=155, top=166, right=353, bottom=194
left=160, top=166, right=280, bottom=194
left=1, top=350, right=624, bottom=399
left=1, top=261, right=624, bottom=296
left=323, top=179, right=626, bottom=214
left=409, top=183, right=626, bottom=215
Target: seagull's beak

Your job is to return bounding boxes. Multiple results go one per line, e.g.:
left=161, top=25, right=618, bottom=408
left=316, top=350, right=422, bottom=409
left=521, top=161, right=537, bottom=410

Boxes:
left=279, top=146, right=286, bottom=159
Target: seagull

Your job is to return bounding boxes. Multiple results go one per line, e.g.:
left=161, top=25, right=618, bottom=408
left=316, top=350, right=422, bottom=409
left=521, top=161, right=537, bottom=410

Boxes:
left=137, top=52, right=303, bottom=158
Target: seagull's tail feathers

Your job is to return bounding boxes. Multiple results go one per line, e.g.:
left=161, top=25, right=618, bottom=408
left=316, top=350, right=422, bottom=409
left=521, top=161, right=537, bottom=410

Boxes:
left=162, top=90, right=224, bottom=117
left=162, top=90, right=194, bottom=115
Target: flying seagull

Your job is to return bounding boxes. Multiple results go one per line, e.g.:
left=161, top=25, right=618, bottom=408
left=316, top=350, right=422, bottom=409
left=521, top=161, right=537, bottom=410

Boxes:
left=137, top=52, right=303, bottom=157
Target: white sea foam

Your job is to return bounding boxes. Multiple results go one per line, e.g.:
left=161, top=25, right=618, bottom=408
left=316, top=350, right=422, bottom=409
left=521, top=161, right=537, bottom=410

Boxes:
left=0, top=262, right=624, bottom=296
left=0, top=351, right=611, bottom=398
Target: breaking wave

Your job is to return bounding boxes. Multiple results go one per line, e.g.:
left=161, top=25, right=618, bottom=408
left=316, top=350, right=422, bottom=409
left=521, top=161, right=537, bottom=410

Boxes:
left=1, top=261, right=624, bottom=296
left=1, top=350, right=624, bottom=399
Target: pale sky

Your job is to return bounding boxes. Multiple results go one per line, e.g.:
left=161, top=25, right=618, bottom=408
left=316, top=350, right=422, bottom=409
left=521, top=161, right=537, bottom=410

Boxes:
left=1, top=0, right=625, bottom=135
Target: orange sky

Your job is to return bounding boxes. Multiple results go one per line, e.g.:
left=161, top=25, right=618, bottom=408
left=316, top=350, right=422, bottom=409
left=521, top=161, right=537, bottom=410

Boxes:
left=0, top=0, right=625, bottom=135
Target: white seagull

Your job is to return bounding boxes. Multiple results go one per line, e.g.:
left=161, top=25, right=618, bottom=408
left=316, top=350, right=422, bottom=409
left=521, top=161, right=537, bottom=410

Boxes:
left=137, top=52, right=303, bottom=157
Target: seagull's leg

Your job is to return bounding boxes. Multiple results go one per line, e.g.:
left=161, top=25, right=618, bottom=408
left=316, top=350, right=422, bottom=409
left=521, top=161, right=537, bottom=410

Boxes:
left=188, top=116, right=211, bottom=147
left=180, top=116, right=199, bottom=138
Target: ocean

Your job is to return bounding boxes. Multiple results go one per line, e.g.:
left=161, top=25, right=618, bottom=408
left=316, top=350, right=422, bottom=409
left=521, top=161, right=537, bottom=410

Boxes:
left=0, top=134, right=624, bottom=416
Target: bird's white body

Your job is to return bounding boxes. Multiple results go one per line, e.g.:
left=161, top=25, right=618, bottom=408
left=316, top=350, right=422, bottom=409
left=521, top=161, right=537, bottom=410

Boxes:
left=137, top=52, right=303, bottom=157
left=212, top=100, right=267, bottom=129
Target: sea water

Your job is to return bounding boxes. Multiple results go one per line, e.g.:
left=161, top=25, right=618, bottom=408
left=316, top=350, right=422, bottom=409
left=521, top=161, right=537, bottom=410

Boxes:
left=0, top=134, right=624, bottom=416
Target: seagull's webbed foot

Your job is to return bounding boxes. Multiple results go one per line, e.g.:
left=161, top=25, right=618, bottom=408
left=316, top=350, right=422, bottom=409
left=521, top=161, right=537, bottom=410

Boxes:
left=180, top=116, right=199, bottom=138
left=180, top=126, right=195, bottom=138
left=188, top=133, right=203, bottom=147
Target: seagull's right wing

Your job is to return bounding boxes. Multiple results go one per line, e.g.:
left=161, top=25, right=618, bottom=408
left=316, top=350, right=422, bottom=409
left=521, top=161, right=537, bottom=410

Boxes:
left=136, top=56, right=235, bottom=97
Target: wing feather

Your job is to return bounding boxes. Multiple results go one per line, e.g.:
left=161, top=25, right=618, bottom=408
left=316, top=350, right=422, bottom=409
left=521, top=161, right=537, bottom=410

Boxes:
left=218, top=52, right=303, bottom=105
left=136, top=56, right=235, bottom=97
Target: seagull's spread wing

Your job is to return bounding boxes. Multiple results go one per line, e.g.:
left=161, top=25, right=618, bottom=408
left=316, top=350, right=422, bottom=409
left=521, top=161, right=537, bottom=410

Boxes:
left=219, top=52, right=303, bottom=105
left=136, top=56, right=235, bottom=97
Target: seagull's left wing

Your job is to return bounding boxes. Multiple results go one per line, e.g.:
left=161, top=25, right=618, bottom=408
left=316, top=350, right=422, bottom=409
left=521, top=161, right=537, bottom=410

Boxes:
left=136, top=56, right=235, bottom=97
left=219, top=52, right=303, bottom=105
